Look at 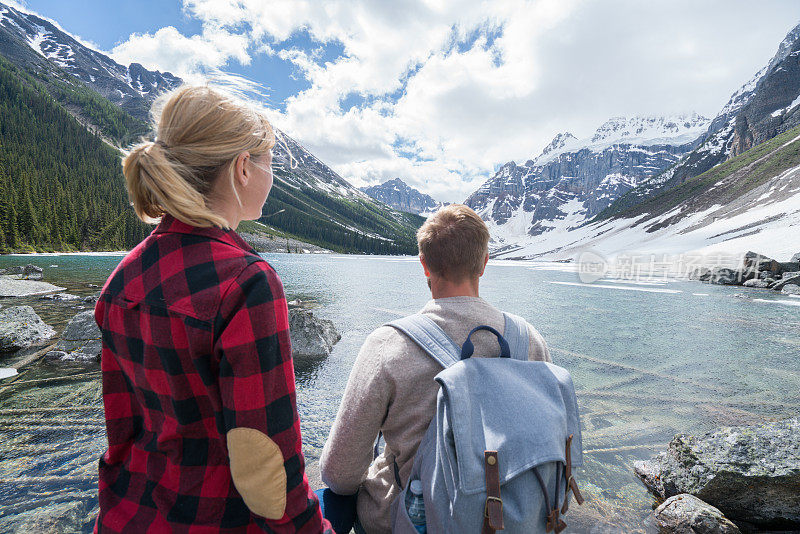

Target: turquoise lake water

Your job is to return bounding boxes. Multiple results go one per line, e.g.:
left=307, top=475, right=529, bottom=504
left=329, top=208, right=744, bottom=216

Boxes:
left=0, top=253, right=798, bottom=532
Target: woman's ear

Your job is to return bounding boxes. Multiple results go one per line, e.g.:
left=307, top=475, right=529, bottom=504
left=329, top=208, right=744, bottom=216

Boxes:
left=234, top=151, right=251, bottom=186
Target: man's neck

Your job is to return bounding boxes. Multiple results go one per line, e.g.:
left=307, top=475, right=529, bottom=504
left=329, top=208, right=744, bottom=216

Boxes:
left=429, top=278, right=480, bottom=299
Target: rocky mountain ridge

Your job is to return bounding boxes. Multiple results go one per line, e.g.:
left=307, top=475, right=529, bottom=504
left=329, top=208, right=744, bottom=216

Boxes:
left=0, top=1, right=423, bottom=254
left=465, top=114, right=709, bottom=245
left=360, top=178, right=441, bottom=215
left=600, top=22, right=800, bottom=219
left=0, top=1, right=181, bottom=121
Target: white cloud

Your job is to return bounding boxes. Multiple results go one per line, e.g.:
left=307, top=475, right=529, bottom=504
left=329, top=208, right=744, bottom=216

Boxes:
left=111, top=26, right=251, bottom=79
left=112, top=0, right=800, bottom=203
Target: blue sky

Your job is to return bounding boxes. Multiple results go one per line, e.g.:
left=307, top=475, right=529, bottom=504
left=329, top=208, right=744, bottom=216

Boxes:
left=14, top=0, right=800, bottom=202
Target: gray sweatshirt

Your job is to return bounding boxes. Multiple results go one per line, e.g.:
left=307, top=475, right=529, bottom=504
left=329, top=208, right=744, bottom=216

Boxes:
left=319, top=296, right=551, bottom=534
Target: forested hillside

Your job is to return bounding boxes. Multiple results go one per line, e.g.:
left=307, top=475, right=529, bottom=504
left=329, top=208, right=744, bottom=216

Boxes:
left=0, top=0, right=424, bottom=255
left=0, top=55, right=149, bottom=252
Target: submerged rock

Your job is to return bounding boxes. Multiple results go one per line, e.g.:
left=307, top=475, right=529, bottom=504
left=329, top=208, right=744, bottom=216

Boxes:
left=0, top=306, right=57, bottom=352
left=634, top=417, right=800, bottom=528
left=45, top=311, right=102, bottom=363
left=39, top=293, right=81, bottom=301
left=289, top=309, right=340, bottom=360
left=652, top=494, right=740, bottom=534
left=0, top=276, right=65, bottom=297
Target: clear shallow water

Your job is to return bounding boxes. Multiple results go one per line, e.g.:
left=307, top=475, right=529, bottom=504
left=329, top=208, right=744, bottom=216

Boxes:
left=1, top=253, right=799, bottom=532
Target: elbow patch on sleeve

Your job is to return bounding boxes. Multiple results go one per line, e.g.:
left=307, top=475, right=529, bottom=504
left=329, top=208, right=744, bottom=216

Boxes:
left=227, top=427, right=287, bottom=520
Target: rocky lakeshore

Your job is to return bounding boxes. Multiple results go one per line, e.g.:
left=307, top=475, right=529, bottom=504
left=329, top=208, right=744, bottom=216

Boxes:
left=690, top=251, right=800, bottom=296
left=1, top=264, right=341, bottom=366
left=635, top=417, right=800, bottom=533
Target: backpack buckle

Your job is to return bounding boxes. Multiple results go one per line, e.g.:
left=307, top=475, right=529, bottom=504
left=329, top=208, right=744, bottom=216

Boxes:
left=484, top=496, right=503, bottom=518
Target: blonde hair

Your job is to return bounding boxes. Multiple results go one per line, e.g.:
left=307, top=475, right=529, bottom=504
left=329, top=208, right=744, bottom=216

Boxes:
left=123, top=85, right=275, bottom=228
left=417, top=204, right=490, bottom=281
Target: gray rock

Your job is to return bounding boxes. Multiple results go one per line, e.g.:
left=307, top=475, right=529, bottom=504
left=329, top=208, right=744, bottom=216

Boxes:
left=39, top=293, right=81, bottom=301
left=0, top=306, right=57, bottom=352
left=782, top=284, right=800, bottom=295
left=782, top=271, right=800, bottom=279
left=689, top=268, right=711, bottom=281
left=45, top=311, right=101, bottom=363
left=0, top=276, right=65, bottom=297
left=288, top=309, right=341, bottom=360
left=771, top=274, right=800, bottom=291
left=742, top=251, right=781, bottom=278
left=22, top=264, right=44, bottom=280
left=708, top=268, right=745, bottom=285
left=653, top=494, right=740, bottom=534
left=0, top=264, right=44, bottom=280
left=634, top=417, right=800, bottom=528
left=742, top=279, right=769, bottom=288
left=792, top=252, right=800, bottom=263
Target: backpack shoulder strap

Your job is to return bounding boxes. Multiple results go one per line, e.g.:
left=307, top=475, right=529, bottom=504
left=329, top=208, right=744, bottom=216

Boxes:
left=385, top=314, right=461, bottom=368
left=503, top=312, right=530, bottom=361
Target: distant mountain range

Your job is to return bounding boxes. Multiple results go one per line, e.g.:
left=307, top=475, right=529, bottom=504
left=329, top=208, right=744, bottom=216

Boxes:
left=0, top=1, right=423, bottom=254
left=465, top=114, right=709, bottom=245
left=467, top=22, right=800, bottom=261
left=360, top=178, right=444, bottom=215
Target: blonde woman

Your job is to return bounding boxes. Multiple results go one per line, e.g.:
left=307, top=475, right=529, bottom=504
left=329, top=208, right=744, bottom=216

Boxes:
left=93, top=86, right=333, bottom=533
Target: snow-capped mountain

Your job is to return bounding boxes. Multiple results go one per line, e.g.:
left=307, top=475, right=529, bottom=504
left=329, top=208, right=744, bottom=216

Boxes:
left=493, top=124, right=800, bottom=262
left=465, top=114, right=709, bottom=248
left=604, top=22, right=800, bottom=216
left=480, top=23, right=800, bottom=261
left=0, top=1, right=181, bottom=120
left=360, top=178, right=442, bottom=215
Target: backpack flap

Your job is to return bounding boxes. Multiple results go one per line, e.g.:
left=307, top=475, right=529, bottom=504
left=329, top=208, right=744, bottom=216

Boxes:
left=434, top=359, right=582, bottom=495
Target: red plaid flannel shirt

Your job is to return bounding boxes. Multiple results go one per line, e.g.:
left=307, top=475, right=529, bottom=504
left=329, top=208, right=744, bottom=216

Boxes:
left=94, top=214, right=332, bottom=533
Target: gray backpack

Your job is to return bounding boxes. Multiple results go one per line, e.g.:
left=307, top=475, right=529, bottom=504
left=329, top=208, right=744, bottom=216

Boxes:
left=387, top=312, right=583, bottom=534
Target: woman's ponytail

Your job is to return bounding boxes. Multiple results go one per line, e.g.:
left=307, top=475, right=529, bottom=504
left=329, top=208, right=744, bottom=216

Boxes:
left=122, top=85, right=276, bottom=229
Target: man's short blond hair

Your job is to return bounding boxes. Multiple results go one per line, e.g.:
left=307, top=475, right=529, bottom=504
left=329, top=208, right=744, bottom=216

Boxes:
left=417, top=204, right=490, bottom=282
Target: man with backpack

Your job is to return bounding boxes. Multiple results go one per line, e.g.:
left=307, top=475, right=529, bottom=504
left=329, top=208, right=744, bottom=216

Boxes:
left=320, top=204, right=582, bottom=534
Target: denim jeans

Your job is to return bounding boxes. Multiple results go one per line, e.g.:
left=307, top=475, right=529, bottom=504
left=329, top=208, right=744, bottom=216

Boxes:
left=314, top=488, right=364, bottom=534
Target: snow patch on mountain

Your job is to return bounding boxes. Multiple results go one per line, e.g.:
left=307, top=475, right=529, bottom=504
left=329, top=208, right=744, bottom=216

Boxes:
left=491, top=161, right=800, bottom=262
left=535, top=114, right=708, bottom=166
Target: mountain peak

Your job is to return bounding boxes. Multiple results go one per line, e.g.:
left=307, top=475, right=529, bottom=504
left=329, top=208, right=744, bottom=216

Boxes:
left=360, top=178, right=440, bottom=215
left=590, top=114, right=708, bottom=144
left=539, top=132, right=577, bottom=159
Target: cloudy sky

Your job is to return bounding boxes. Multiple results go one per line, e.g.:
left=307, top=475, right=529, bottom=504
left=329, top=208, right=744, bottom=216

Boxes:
left=17, top=0, right=800, bottom=201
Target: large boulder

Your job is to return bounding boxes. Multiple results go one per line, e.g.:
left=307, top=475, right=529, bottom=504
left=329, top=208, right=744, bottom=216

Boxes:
left=634, top=418, right=800, bottom=528
left=771, top=274, right=800, bottom=291
left=0, top=306, right=57, bottom=352
left=652, top=494, right=740, bottom=534
left=782, top=284, right=800, bottom=296
left=792, top=252, right=800, bottom=263
left=288, top=309, right=340, bottom=360
left=742, top=251, right=781, bottom=277
left=45, top=311, right=102, bottom=363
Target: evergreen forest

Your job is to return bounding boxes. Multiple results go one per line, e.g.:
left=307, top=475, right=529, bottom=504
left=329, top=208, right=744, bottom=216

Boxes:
left=0, top=53, right=422, bottom=254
